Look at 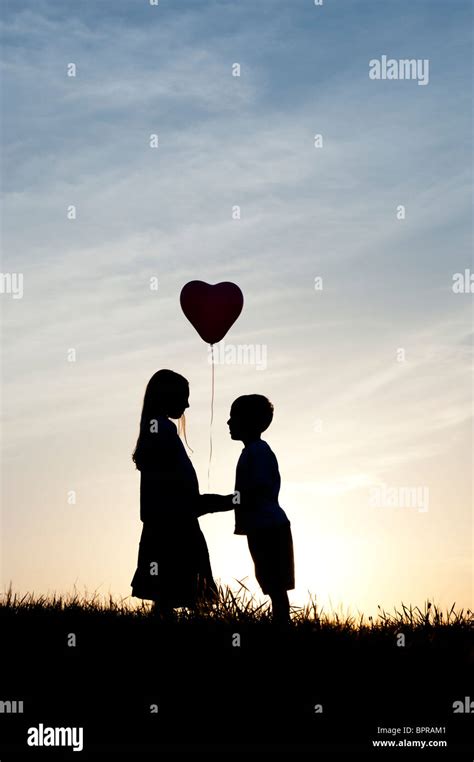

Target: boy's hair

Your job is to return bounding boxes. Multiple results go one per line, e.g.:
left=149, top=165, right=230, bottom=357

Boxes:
left=232, top=394, right=274, bottom=433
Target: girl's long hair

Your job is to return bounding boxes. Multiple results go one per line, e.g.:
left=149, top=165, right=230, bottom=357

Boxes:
left=132, top=369, right=190, bottom=469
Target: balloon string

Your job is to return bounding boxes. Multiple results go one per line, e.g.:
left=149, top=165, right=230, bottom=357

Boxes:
left=207, top=343, right=214, bottom=491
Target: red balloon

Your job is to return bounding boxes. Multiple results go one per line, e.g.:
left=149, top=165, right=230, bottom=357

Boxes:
left=180, top=280, right=244, bottom=344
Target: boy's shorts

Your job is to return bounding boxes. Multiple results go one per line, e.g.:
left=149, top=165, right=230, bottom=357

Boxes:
left=247, top=523, right=295, bottom=594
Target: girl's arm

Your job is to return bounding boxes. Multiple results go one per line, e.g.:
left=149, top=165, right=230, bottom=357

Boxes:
left=197, top=493, right=235, bottom=516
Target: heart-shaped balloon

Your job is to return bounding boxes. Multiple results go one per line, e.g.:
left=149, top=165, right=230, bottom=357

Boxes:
left=180, top=280, right=244, bottom=344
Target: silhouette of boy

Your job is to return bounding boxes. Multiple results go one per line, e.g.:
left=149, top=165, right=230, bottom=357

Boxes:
left=201, top=395, right=294, bottom=624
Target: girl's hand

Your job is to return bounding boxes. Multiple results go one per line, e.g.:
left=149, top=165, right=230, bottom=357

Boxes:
left=197, top=494, right=234, bottom=515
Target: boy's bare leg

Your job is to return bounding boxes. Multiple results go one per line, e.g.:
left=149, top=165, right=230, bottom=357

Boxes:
left=269, top=590, right=290, bottom=625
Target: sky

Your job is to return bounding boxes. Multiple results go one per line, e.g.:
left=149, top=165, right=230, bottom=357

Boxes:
left=1, top=0, right=472, bottom=616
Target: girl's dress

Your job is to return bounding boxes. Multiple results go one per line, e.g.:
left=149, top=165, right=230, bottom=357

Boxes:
left=131, top=416, right=217, bottom=607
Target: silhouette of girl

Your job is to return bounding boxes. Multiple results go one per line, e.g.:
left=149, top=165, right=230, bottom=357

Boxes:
left=130, top=369, right=217, bottom=616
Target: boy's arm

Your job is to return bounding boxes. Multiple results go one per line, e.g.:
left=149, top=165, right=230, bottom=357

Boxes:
left=197, top=493, right=235, bottom=516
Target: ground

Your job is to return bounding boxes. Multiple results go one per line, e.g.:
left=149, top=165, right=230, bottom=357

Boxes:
left=0, top=590, right=472, bottom=758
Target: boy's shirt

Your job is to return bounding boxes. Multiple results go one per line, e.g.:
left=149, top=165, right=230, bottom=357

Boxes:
left=234, top=440, right=290, bottom=535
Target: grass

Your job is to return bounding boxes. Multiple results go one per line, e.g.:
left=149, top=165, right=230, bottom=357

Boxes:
left=1, top=585, right=472, bottom=754
left=1, top=582, right=471, bottom=633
